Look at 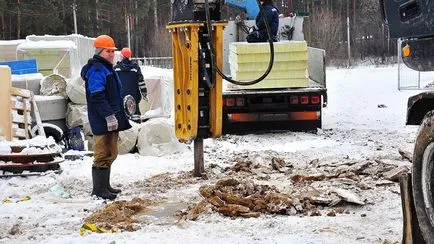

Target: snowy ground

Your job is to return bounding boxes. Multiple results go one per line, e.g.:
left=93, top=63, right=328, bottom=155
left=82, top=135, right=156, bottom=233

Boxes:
left=0, top=66, right=428, bottom=244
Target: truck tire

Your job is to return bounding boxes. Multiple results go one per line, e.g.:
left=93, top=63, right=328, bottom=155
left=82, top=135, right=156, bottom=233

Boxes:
left=412, top=110, right=434, bottom=242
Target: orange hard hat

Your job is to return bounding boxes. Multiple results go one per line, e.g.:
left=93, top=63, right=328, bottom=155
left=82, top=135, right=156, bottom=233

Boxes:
left=121, top=47, right=132, bottom=58
left=94, top=35, right=117, bottom=50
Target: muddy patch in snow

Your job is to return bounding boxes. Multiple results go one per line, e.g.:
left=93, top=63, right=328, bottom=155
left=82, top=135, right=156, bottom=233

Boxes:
left=84, top=198, right=153, bottom=231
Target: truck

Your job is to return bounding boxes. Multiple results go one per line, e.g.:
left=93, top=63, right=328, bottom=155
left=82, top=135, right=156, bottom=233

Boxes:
left=166, top=0, right=326, bottom=176
left=381, top=1, right=434, bottom=243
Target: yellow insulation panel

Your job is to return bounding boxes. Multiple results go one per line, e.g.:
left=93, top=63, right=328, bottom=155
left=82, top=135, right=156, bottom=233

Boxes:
left=229, top=41, right=309, bottom=89
left=230, top=60, right=307, bottom=71
left=233, top=69, right=307, bottom=80
left=232, top=79, right=309, bottom=89
left=230, top=51, right=308, bottom=63
left=229, top=41, right=308, bottom=54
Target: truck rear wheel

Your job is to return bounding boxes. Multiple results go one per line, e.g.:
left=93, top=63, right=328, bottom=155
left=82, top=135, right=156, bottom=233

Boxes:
left=412, top=110, right=434, bottom=242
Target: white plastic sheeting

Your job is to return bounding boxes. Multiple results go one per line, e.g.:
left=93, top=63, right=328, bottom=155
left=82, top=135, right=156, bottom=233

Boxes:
left=136, top=118, right=187, bottom=156
left=118, top=121, right=140, bottom=155
left=25, top=34, right=95, bottom=78
left=17, top=40, right=76, bottom=78
left=0, top=39, right=25, bottom=62
left=40, top=74, right=67, bottom=97
left=66, top=103, right=91, bottom=135
left=142, top=73, right=174, bottom=119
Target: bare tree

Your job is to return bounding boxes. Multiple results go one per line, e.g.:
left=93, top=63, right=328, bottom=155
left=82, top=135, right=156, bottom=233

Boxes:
left=309, top=7, right=344, bottom=61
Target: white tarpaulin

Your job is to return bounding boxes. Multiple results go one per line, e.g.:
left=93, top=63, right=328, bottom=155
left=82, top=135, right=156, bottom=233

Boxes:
left=142, top=73, right=174, bottom=119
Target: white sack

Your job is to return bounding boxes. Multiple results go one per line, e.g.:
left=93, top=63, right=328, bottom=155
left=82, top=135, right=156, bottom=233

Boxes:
left=40, top=73, right=67, bottom=97
left=137, top=118, right=186, bottom=156
left=118, top=121, right=140, bottom=154
left=66, top=75, right=87, bottom=104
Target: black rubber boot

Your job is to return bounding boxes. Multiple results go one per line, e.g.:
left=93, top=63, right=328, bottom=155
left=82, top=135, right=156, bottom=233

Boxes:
left=107, top=167, right=121, bottom=194
left=91, top=168, right=117, bottom=200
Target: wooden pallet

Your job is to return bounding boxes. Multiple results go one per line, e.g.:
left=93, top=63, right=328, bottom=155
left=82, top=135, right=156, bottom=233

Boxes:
left=10, top=87, right=32, bottom=139
left=0, top=66, right=44, bottom=140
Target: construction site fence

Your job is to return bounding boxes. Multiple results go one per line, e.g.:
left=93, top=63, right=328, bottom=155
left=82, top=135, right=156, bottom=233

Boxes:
left=131, top=57, right=173, bottom=69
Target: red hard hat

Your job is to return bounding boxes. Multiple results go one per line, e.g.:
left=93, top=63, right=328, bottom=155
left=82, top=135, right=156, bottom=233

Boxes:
left=94, top=35, right=117, bottom=50
left=121, top=47, right=132, bottom=58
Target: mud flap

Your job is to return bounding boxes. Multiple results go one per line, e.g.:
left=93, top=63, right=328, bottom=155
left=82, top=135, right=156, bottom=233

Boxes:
left=400, top=173, right=427, bottom=244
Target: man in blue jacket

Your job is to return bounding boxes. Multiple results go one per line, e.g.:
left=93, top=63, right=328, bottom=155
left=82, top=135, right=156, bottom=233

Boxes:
left=80, top=35, right=131, bottom=200
left=114, top=47, right=146, bottom=123
left=247, top=0, right=280, bottom=43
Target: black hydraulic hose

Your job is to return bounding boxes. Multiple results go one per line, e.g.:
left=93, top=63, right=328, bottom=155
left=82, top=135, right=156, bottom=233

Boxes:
left=204, top=0, right=274, bottom=86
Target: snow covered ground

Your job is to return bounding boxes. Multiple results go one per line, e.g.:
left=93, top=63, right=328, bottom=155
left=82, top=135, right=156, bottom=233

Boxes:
left=0, top=65, right=428, bottom=244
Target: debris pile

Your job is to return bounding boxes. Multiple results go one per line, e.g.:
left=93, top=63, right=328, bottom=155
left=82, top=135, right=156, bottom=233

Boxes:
left=84, top=198, right=152, bottom=232
left=179, top=151, right=411, bottom=220
left=180, top=178, right=317, bottom=220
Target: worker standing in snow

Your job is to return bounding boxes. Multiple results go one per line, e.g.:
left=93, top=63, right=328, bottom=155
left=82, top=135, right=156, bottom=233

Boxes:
left=246, top=0, right=280, bottom=43
left=114, top=47, right=146, bottom=123
left=80, top=35, right=131, bottom=200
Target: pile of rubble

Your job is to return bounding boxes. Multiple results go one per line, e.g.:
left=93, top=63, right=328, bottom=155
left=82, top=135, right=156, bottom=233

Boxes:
left=179, top=150, right=411, bottom=220
left=180, top=178, right=315, bottom=220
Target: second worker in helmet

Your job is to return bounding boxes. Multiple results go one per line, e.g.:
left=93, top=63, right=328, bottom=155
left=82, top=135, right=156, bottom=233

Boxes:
left=114, top=47, right=146, bottom=123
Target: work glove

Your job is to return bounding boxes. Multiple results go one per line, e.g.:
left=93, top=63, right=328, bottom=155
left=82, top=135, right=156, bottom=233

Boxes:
left=140, top=89, right=148, bottom=102
left=248, top=30, right=260, bottom=39
left=105, top=114, right=118, bottom=131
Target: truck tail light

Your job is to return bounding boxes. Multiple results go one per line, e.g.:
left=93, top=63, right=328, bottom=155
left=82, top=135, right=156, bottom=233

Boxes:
left=290, top=95, right=299, bottom=104
left=236, top=97, right=245, bottom=107
left=311, top=95, right=320, bottom=104
left=225, top=98, right=235, bottom=107
left=300, top=96, right=309, bottom=104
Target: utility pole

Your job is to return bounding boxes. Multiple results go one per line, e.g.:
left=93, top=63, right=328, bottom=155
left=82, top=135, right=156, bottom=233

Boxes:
left=72, top=1, right=78, bottom=34
left=17, top=0, right=20, bottom=39
left=127, top=15, right=131, bottom=48
left=153, top=0, right=158, bottom=31
left=346, top=1, right=351, bottom=68
left=347, top=16, right=351, bottom=67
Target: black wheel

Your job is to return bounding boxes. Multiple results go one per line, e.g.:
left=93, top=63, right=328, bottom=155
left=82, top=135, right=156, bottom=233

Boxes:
left=412, top=111, right=434, bottom=242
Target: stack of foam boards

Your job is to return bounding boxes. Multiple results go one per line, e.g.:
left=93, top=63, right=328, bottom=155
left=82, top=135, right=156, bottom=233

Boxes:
left=228, top=41, right=308, bottom=89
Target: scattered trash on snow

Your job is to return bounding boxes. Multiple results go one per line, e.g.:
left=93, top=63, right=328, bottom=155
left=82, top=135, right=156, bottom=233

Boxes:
left=49, top=185, right=70, bottom=199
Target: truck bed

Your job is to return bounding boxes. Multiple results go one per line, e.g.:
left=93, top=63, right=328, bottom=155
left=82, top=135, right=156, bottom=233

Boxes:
left=223, top=80, right=327, bottom=106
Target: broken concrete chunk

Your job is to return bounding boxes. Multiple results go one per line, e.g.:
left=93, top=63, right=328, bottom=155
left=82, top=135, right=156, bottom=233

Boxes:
left=271, top=157, right=286, bottom=172
left=398, top=149, right=412, bottom=162
left=382, top=166, right=409, bottom=182
left=333, top=188, right=365, bottom=205
left=291, top=174, right=328, bottom=182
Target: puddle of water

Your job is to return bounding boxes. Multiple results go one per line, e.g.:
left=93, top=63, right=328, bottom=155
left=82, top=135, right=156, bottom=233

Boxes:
left=137, top=201, right=189, bottom=225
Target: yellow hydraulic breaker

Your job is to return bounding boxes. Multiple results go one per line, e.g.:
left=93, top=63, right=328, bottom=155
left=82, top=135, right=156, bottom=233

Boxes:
left=167, top=22, right=226, bottom=142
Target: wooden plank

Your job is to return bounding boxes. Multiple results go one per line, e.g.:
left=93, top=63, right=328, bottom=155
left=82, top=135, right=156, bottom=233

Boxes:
left=13, top=128, right=27, bottom=138
left=23, top=96, right=29, bottom=139
left=0, top=66, right=12, bottom=140
left=12, top=111, right=32, bottom=124
left=11, top=100, right=32, bottom=112
left=10, top=87, right=32, bottom=98
left=30, top=92, right=45, bottom=137
left=399, top=174, right=427, bottom=244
